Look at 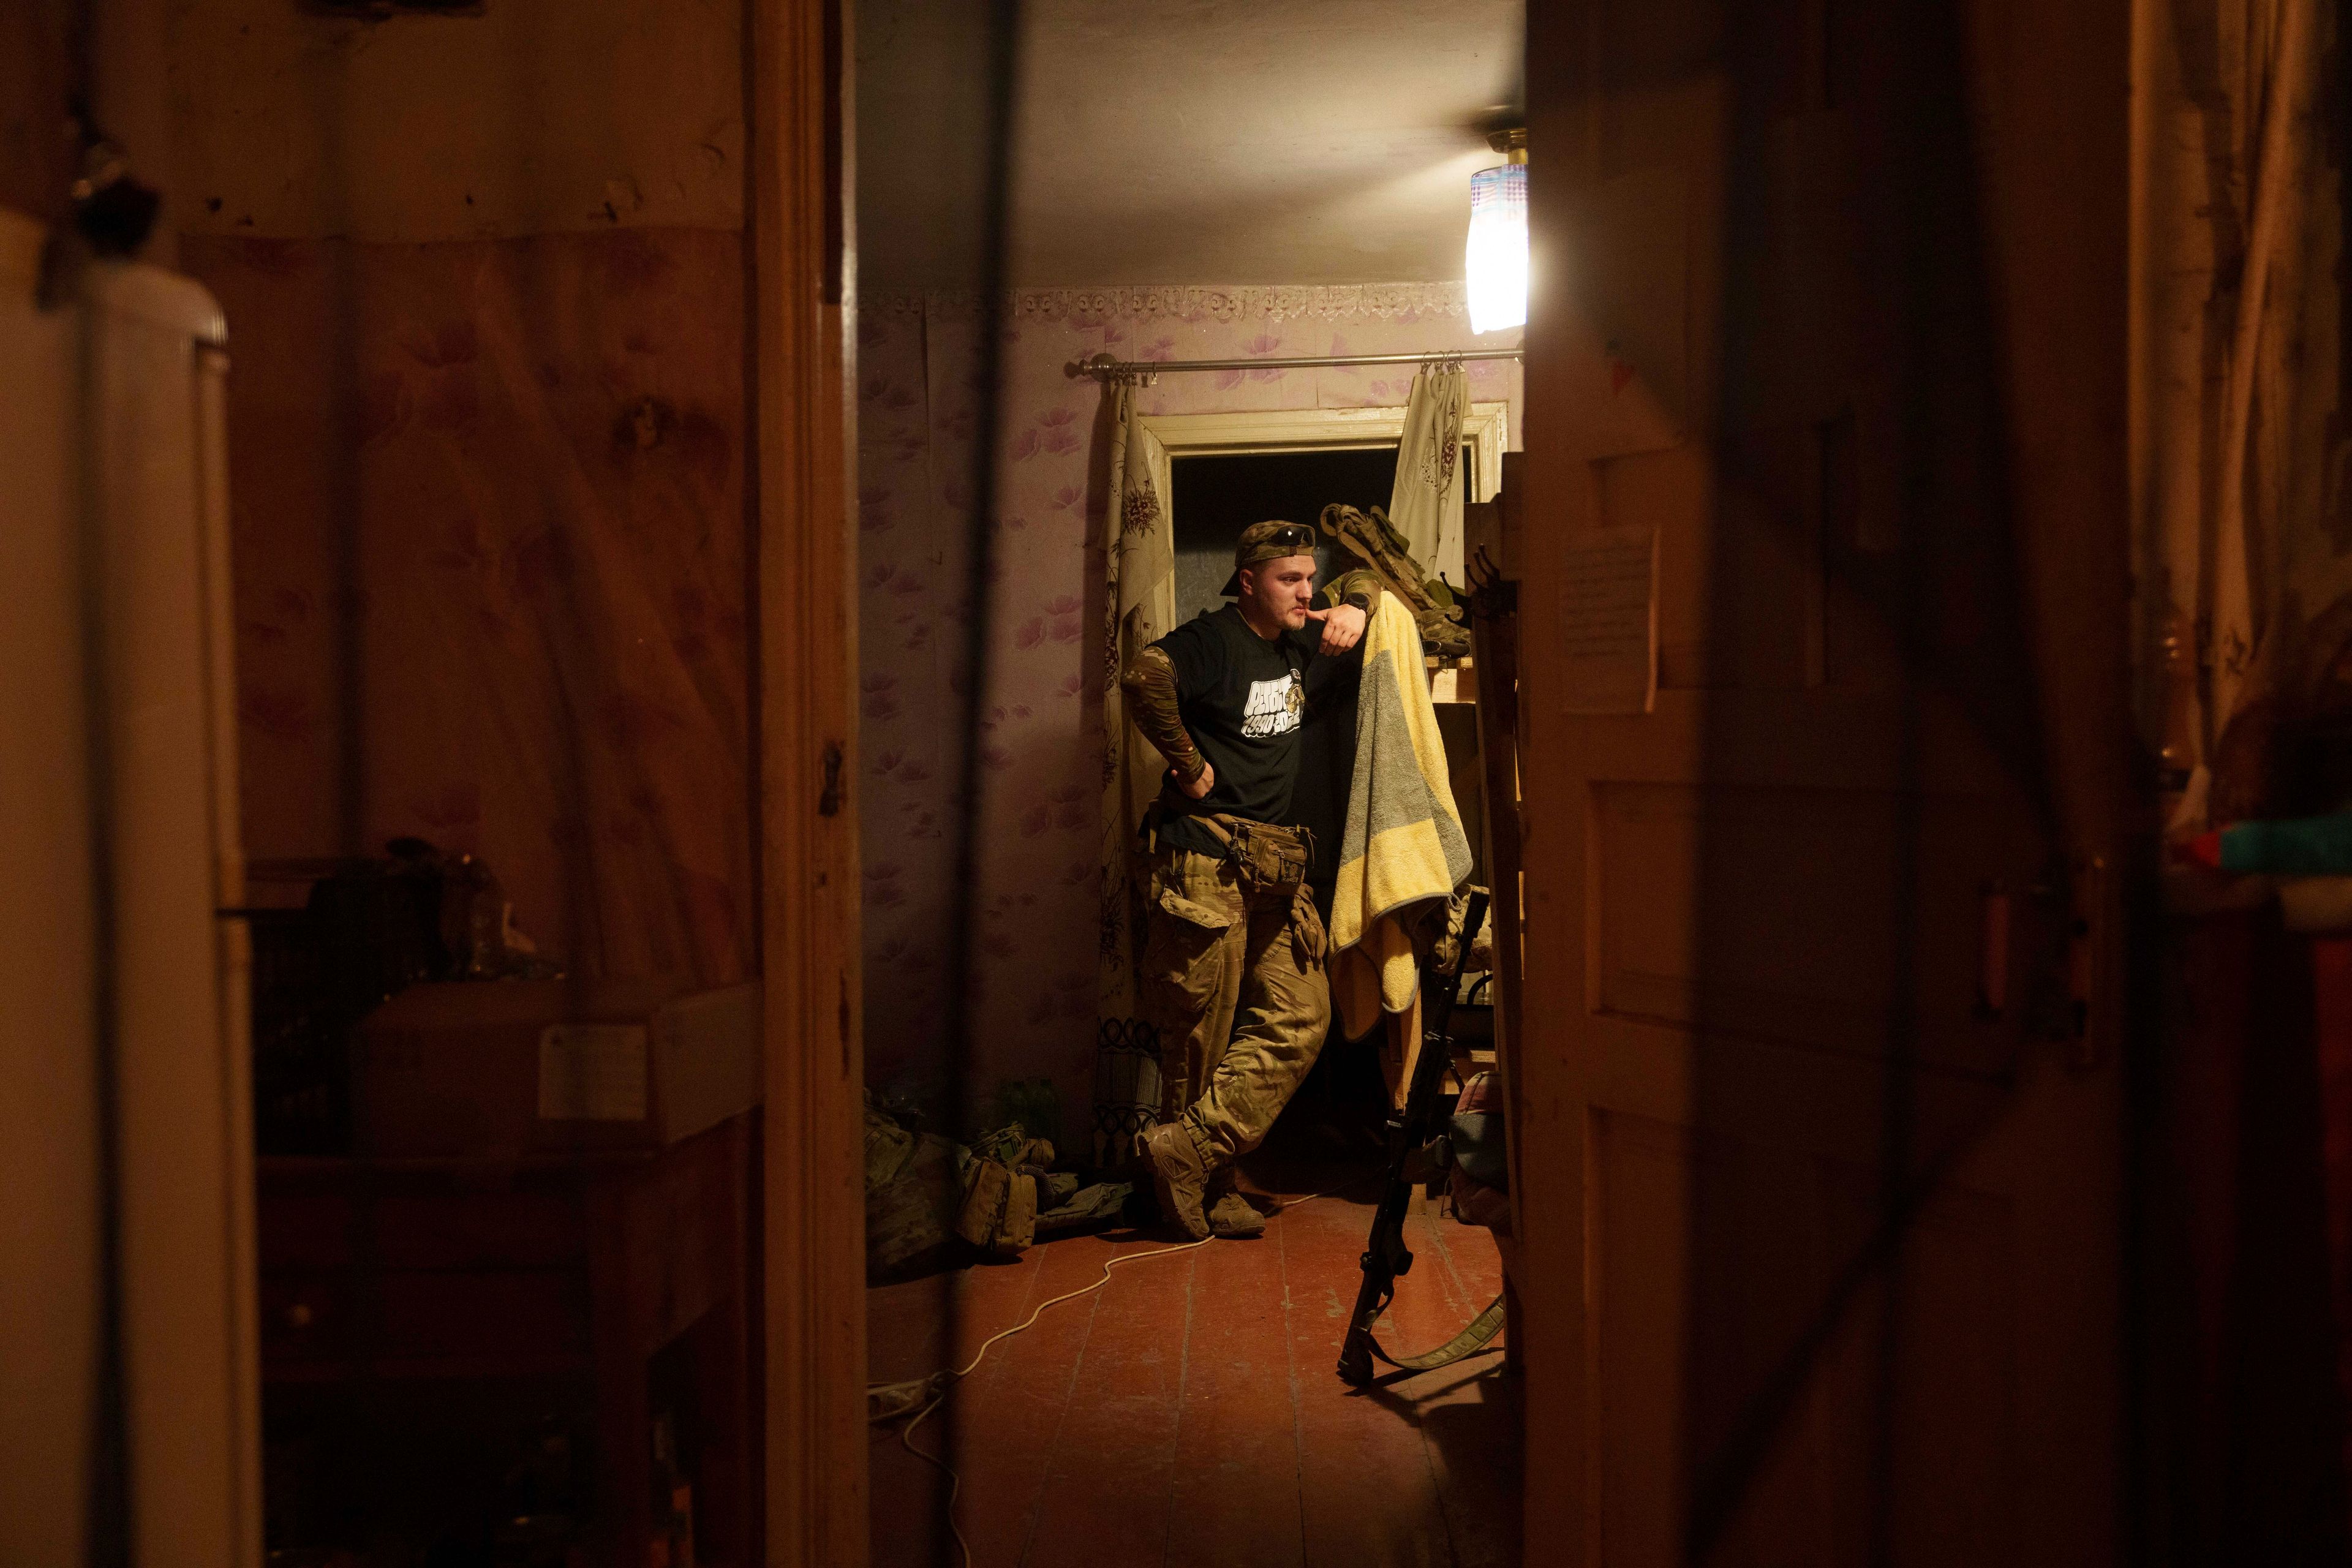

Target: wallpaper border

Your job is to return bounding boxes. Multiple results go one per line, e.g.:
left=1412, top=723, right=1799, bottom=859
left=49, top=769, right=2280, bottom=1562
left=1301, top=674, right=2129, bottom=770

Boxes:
left=865, top=282, right=1471, bottom=324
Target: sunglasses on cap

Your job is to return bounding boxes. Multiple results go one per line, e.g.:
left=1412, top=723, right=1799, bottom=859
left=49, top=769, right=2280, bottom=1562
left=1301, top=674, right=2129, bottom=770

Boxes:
left=1253, top=524, right=1317, bottom=554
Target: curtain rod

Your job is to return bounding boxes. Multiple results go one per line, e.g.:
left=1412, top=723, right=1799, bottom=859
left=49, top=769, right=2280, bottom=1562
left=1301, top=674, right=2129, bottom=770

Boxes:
left=1068, top=348, right=1523, bottom=383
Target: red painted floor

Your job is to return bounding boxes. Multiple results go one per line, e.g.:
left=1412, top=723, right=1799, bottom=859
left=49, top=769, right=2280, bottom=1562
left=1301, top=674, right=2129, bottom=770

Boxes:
left=866, top=1162, right=1521, bottom=1568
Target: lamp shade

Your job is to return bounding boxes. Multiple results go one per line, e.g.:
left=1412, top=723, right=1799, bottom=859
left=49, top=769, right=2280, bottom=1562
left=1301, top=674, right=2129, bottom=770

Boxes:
left=1465, top=163, right=1528, bottom=335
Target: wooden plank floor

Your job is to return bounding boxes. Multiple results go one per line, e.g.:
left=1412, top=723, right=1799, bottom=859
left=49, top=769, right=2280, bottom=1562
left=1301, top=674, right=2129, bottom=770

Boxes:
left=867, top=1166, right=1520, bottom=1568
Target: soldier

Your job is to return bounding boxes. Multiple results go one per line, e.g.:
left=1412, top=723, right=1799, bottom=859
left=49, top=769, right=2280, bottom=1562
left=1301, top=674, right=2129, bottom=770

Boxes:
left=1120, top=520, right=1378, bottom=1239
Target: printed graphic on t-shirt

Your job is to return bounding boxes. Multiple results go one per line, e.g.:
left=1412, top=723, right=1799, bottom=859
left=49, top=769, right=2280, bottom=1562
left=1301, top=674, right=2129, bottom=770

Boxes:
left=1240, top=673, right=1305, bottom=739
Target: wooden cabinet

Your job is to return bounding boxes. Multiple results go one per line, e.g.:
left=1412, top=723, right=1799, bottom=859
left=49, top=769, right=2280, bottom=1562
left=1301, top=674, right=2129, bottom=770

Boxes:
left=257, top=1114, right=758, bottom=1564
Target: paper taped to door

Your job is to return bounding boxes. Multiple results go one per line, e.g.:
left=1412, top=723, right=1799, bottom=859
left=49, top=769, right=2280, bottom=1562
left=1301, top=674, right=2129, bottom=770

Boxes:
left=1559, top=524, right=1657, bottom=714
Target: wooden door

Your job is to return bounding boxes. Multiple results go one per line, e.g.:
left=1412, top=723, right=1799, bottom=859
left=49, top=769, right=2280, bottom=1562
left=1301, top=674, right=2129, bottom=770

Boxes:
left=1515, top=1, right=2135, bottom=1562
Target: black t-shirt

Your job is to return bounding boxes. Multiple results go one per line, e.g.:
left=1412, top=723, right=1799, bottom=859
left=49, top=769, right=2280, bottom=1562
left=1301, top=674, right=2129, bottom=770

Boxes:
left=1148, top=605, right=1360, bottom=873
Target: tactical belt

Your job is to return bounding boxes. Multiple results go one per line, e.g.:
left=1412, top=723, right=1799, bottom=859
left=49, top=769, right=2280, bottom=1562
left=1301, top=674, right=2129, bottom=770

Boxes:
left=1147, top=808, right=1315, bottom=892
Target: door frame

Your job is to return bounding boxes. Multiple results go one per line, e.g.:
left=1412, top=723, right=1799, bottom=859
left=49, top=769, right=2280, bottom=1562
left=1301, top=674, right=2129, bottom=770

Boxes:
left=748, top=40, right=1524, bottom=1557
left=1138, top=402, right=1511, bottom=496
left=1140, top=402, right=1510, bottom=590
left=751, top=1, right=868, bottom=1564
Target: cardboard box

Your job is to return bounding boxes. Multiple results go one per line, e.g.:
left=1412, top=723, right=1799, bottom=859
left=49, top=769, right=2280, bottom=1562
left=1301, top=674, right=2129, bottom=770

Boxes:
left=350, top=979, right=761, bottom=1158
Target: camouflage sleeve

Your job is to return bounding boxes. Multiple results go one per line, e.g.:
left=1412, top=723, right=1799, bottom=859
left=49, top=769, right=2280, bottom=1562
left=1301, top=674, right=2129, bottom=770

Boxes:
left=1120, top=645, right=1204, bottom=783
left=1326, top=569, right=1384, bottom=614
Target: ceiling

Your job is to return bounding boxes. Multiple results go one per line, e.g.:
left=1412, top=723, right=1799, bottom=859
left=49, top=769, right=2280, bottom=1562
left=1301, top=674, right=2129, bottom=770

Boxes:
left=856, top=0, right=1526, bottom=290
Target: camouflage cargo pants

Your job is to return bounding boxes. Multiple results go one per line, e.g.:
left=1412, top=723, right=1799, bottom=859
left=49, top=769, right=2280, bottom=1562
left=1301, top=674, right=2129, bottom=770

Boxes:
left=1140, top=846, right=1332, bottom=1170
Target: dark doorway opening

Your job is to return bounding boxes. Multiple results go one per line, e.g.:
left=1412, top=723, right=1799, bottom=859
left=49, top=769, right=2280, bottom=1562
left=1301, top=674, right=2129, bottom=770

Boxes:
left=1169, top=446, right=1401, bottom=625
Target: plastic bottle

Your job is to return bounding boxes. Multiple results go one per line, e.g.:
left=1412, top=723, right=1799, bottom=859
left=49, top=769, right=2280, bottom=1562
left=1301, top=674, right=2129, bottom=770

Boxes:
left=2187, top=813, right=2352, bottom=875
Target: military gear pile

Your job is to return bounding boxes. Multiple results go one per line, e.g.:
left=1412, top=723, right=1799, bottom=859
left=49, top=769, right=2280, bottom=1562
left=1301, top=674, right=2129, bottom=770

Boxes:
left=1319, top=502, right=1471, bottom=657
left=862, top=1093, right=1134, bottom=1275
left=954, top=1127, right=1058, bottom=1257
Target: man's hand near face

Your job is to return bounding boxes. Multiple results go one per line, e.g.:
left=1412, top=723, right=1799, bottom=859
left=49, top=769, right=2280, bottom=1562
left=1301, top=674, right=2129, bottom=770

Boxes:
left=1303, top=602, right=1367, bottom=655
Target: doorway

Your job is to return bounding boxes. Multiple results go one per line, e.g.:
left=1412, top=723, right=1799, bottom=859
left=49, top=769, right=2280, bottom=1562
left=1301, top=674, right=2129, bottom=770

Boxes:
left=860, top=409, right=1521, bottom=1563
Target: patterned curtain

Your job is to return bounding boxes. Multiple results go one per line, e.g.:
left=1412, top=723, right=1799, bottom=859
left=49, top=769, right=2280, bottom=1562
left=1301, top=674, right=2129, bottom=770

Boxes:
left=1097, top=380, right=1178, bottom=1020
left=2143, top=0, right=2324, bottom=829
left=1387, top=363, right=1469, bottom=586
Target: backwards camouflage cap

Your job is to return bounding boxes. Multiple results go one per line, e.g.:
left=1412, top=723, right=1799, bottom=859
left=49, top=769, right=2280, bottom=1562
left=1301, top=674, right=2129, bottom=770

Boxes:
left=1219, top=518, right=1321, bottom=597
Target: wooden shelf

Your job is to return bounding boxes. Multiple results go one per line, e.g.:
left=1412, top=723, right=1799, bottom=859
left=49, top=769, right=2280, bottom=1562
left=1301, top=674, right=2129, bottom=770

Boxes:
left=263, top=1352, right=592, bottom=1384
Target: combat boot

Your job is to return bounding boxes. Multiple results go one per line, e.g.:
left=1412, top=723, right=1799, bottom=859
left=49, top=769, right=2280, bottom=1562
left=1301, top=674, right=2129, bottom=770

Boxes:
left=1143, top=1123, right=1210, bottom=1240
left=1207, top=1188, right=1266, bottom=1239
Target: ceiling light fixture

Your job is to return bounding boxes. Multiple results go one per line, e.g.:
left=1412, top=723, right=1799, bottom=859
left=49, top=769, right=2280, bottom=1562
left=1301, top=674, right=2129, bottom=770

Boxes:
left=1466, top=127, right=1528, bottom=335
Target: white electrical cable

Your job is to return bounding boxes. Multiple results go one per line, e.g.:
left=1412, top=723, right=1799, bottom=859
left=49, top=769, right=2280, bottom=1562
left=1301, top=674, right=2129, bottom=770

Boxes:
left=869, top=1184, right=1357, bottom=1568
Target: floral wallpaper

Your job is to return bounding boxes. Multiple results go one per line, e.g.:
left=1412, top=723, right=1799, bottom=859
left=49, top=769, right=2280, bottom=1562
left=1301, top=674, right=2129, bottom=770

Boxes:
left=856, top=283, right=1520, bottom=1126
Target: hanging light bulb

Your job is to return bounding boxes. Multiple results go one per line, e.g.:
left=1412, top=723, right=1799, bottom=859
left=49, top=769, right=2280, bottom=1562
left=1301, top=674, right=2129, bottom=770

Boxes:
left=1466, top=129, right=1528, bottom=335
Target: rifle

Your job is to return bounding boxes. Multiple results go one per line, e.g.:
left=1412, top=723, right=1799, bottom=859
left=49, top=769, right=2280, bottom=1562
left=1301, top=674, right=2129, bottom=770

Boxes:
left=1336, top=888, right=1502, bottom=1387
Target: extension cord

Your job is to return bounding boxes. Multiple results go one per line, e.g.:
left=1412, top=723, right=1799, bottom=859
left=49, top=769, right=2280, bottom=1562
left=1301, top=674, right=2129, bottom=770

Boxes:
left=867, top=1184, right=1354, bottom=1567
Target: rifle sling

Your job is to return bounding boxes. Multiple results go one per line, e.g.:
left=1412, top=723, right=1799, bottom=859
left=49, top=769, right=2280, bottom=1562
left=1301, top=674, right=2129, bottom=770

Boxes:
left=1365, top=1292, right=1507, bottom=1376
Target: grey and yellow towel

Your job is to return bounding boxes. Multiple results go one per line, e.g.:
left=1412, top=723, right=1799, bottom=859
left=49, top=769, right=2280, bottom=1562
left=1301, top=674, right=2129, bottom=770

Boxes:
left=1330, top=595, right=1474, bottom=1039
